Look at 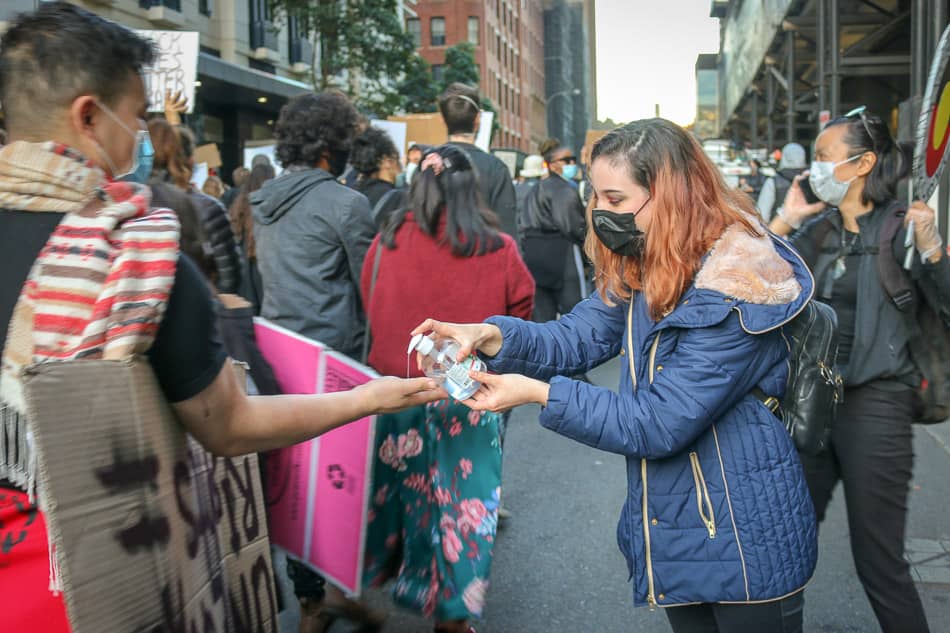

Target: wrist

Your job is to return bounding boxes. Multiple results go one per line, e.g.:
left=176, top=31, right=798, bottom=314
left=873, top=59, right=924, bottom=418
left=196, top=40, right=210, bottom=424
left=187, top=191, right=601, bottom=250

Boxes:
left=479, top=324, right=504, bottom=357
left=776, top=206, right=803, bottom=230
left=533, top=380, right=550, bottom=407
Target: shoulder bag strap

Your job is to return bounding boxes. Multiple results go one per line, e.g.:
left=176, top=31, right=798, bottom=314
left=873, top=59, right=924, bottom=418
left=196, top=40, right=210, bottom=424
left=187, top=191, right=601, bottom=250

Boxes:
left=361, top=241, right=384, bottom=365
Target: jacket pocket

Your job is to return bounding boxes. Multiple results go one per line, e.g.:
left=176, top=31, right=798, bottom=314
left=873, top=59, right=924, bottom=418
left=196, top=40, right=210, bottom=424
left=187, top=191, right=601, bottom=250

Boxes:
left=689, top=452, right=717, bottom=539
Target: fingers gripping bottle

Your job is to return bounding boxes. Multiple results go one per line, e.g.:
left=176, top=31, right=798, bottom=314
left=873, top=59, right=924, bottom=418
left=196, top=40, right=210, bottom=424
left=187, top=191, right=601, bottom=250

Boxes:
left=407, top=334, right=486, bottom=400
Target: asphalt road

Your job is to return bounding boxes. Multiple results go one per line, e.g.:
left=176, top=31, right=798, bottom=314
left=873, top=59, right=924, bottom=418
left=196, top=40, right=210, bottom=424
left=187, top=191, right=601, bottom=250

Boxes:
left=352, top=357, right=950, bottom=633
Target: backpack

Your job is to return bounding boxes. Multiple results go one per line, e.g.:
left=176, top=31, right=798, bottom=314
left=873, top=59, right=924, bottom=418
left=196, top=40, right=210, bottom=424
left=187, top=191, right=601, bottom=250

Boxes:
left=877, top=208, right=950, bottom=424
left=757, top=299, right=844, bottom=455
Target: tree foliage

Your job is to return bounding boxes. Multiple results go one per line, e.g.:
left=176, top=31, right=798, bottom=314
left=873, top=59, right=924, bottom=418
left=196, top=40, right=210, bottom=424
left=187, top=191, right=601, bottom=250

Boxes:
left=268, top=0, right=416, bottom=116
left=399, top=54, right=439, bottom=113
left=441, top=42, right=480, bottom=89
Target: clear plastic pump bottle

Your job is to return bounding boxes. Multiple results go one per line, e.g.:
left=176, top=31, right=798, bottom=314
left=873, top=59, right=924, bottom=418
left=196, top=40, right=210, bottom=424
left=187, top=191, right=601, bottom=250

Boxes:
left=407, top=334, right=486, bottom=401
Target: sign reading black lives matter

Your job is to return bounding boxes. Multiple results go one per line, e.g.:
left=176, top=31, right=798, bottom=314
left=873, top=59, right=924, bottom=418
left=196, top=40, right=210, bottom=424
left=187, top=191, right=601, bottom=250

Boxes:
left=23, top=360, right=277, bottom=633
left=136, top=30, right=199, bottom=114
left=914, top=24, right=950, bottom=203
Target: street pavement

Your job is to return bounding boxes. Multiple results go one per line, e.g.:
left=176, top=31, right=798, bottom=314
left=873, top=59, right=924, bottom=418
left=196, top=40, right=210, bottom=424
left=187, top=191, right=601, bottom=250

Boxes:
left=355, top=357, right=950, bottom=633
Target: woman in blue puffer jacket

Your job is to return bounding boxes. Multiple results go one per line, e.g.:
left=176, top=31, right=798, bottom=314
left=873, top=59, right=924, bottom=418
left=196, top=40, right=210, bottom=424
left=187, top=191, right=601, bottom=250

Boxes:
left=412, top=119, right=818, bottom=633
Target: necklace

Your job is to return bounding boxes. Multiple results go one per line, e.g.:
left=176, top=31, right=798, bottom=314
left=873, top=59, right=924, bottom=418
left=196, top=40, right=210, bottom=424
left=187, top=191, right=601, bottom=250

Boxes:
left=833, top=230, right=861, bottom=280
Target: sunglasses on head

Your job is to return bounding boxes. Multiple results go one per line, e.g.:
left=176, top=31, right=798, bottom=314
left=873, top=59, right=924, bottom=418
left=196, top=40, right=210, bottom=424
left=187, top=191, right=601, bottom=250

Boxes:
left=845, top=105, right=876, bottom=150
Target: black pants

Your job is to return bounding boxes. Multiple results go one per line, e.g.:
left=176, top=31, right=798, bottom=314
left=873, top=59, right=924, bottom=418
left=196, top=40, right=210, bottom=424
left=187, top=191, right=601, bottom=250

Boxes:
left=799, top=382, right=930, bottom=633
left=666, top=591, right=804, bottom=633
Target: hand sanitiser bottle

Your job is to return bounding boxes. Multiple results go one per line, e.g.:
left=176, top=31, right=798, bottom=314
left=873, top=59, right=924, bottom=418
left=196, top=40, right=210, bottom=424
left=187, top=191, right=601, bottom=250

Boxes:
left=407, top=334, right=486, bottom=400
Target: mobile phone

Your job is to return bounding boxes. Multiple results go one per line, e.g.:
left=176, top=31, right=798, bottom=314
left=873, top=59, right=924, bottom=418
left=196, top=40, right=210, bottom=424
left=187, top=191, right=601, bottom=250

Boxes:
left=798, top=176, right=821, bottom=205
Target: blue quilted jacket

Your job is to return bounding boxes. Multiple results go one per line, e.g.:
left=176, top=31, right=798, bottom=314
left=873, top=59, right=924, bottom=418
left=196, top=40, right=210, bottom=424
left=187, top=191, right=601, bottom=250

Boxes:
left=484, top=227, right=818, bottom=608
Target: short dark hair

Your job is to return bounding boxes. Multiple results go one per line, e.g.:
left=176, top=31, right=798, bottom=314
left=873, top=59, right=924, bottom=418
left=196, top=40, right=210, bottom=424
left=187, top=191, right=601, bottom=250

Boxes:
left=350, top=127, right=399, bottom=176
left=439, top=83, right=480, bottom=136
left=275, top=92, right=360, bottom=168
left=824, top=110, right=910, bottom=206
left=0, top=2, right=156, bottom=134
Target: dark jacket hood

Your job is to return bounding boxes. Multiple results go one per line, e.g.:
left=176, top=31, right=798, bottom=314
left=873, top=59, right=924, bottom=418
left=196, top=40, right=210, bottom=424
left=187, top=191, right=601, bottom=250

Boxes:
left=251, top=167, right=335, bottom=225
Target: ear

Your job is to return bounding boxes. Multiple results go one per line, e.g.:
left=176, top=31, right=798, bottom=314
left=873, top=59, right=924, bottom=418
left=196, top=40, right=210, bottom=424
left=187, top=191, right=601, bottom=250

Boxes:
left=856, top=151, right=877, bottom=177
left=69, top=96, right=100, bottom=142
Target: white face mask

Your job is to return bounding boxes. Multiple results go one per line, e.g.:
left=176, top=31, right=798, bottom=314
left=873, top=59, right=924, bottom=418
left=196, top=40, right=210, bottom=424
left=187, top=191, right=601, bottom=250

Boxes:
left=405, top=161, right=418, bottom=182
left=808, top=154, right=861, bottom=207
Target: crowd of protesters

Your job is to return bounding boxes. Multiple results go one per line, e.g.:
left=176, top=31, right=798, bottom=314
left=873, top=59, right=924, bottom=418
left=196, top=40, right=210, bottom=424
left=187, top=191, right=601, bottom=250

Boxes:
left=0, top=4, right=947, bottom=633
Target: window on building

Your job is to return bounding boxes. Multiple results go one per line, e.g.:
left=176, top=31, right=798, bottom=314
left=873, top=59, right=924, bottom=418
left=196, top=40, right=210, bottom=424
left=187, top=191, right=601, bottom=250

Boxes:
left=406, top=18, right=421, bottom=46
left=430, top=17, right=446, bottom=46
left=198, top=0, right=211, bottom=16
left=468, top=17, right=480, bottom=45
left=432, top=64, right=445, bottom=84
left=496, top=34, right=501, bottom=58
left=249, top=0, right=277, bottom=50
left=139, top=0, right=183, bottom=9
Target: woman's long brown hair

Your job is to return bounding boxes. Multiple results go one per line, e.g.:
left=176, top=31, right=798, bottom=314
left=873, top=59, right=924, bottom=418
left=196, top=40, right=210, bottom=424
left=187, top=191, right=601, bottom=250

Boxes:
left=585, top=119, right=760, bottom=320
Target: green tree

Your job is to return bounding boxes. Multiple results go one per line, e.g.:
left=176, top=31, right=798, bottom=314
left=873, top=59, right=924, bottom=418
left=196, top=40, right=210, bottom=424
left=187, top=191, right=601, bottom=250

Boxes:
left=399, top=54, right=439, bottom=113
left=441, top=42, right=480, bottom=89
left=269, top=0, right=416, bottom=116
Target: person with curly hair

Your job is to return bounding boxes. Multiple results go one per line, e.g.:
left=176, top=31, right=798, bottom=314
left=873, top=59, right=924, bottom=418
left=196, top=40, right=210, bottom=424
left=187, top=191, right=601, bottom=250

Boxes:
left=348, top=125, right=401, bottom=216
left=251, top=92, right=376, bottom=359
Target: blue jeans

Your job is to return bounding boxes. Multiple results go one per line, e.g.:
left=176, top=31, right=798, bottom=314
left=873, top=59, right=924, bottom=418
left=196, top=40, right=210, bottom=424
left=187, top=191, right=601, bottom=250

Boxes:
left=665, top=591, right=804, bottom=633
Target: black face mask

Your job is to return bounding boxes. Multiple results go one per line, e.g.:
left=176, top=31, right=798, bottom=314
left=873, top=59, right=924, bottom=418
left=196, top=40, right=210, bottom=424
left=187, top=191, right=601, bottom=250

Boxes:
left=591, top=196, right=650, bottom=258
left=326, top=149, right=350, bottom=177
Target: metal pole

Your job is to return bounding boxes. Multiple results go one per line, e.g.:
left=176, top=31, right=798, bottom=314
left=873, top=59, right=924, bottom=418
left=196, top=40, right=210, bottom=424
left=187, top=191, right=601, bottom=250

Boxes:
left=830, top=0, right=840, bottom=117
left=751, top=90, right=759, bottom=149
left=767, top=70, right=775, bottom=151
left=786, top=30, right=796, bottom=144
left=817, top=0, right=827, bottom=126
left=911, top=0, right=926, bottom=98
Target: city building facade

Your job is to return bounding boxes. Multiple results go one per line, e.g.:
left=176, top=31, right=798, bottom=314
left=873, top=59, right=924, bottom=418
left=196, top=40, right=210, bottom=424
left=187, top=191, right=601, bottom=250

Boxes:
left=543, top=0, right=596, bottom=157
left=409, top=0, right=546, bottom=152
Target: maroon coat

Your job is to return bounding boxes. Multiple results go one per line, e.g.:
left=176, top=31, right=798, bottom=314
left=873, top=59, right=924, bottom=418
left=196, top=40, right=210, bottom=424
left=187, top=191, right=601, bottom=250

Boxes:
left=361, top=215, right=535, bottom=378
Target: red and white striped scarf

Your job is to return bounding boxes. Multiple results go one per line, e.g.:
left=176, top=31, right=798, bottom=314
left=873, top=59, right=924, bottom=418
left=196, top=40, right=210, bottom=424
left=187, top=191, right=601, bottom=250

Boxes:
left=0, top=141, right=179, bottom=496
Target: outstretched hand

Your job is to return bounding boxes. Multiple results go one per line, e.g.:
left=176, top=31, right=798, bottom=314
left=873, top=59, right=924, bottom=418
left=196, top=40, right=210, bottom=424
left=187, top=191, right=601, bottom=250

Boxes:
left=360, top=376, right=448, bottom=414
left=462, top=370, right=550, bottom=413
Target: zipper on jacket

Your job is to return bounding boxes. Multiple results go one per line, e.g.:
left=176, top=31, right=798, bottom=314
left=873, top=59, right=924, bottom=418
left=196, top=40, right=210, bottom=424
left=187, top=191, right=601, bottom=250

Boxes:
left=627, top=302, right=658, bottom=609
left=688, top=452, right=717, bottom=539
left=712, top=425, right=751, bottom=600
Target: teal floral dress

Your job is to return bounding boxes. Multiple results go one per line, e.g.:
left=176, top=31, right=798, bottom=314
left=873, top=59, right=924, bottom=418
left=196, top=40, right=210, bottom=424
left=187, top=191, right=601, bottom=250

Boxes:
left=363, top=398, right=503, bottom=621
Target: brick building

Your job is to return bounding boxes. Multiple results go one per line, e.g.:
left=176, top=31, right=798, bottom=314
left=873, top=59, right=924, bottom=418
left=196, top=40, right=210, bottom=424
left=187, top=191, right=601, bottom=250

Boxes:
left=408, top=0, right=547, bottom=152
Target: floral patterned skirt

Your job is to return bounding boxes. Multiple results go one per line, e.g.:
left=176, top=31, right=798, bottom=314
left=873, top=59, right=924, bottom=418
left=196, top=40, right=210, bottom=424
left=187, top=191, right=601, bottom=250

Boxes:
left=363, top=399, right=502, bottom=622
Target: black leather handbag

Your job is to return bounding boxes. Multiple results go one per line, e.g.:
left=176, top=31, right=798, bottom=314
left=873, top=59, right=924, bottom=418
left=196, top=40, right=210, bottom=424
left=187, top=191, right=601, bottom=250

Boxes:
left=755, top=300, right=843, bottom=455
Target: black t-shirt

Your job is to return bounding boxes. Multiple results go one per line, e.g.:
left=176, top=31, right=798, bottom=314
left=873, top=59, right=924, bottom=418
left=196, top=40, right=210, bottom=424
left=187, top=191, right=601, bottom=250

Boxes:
left=0, top=209, right=227, bottom=404
left=829, top=232, right=861, bottom=368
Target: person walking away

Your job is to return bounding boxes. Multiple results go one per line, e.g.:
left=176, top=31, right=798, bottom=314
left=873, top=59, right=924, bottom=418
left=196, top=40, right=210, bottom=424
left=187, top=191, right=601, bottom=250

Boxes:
left=739, top=158, right=765, bottom=200
left=757, top=142, right=806, bottom=222
left=768, top=108, right=946, bottom=633
left=146, top=117, right=212, bottom=279
left=230, top=162, right=275, bottom=313
left=252, top=92, right=376, bottom=360
left=175, top=125, right=243, bottom=295
left=514, top=154, right=544, bottom=215
left=361, top=145, right=534, bottom=633
left=414, top=119, right=818, bottom=632
left=222, top=165, right=249, bottom=210
left=518, top=139, right=587, bottom=322
left=0, top=6, right=446, bottom=632
left=440, top=83, right=518, bottom=238
left=348, top=126, right=402, bottom=227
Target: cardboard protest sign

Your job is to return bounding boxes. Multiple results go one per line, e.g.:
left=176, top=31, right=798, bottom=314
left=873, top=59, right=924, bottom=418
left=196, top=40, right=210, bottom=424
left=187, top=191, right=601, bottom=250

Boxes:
left=195, top=143, right=223, bottom=169
left=136, top=30, right=199, bottom=114
left=254, top=319, right=377, bottom=596
left=23, top=359, right=277, bottom=633
left=914, top=25, right=950, bottom=203
left=387, top=113, right=447, bottom=155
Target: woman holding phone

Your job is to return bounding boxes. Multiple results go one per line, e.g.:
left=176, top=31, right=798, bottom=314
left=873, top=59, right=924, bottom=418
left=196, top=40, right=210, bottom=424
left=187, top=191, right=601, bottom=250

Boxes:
left=769, top=108, right=946, bottom=633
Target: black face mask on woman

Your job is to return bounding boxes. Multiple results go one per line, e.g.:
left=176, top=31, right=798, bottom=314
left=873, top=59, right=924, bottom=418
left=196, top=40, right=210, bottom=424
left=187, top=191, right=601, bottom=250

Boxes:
left=591, top=196, right=651, bottom=258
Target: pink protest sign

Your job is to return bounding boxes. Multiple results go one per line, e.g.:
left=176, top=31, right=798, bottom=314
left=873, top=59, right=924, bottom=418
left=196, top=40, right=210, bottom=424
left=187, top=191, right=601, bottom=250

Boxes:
left=310, top=352, right=377, bottom=594
left=253, top=319, right=376, bottom=596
